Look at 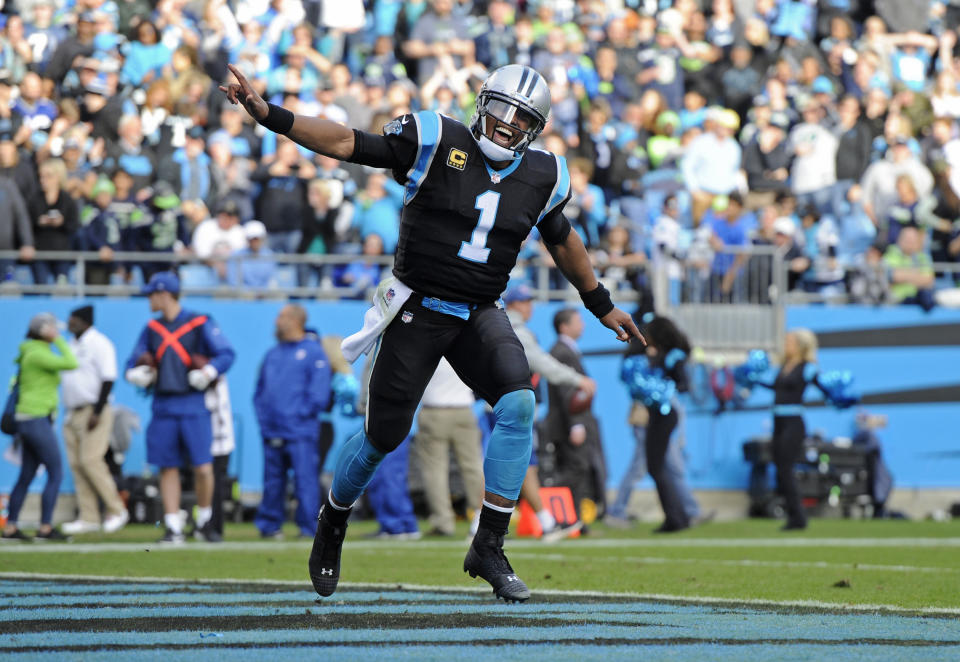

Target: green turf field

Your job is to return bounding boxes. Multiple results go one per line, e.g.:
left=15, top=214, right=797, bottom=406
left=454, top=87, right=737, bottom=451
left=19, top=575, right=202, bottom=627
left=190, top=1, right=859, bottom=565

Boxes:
left=2, top=518, right=958, bottom=612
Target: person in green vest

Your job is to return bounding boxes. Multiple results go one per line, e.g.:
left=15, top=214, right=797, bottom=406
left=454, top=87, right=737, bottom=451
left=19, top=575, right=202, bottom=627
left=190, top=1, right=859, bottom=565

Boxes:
left=883, top=226, right=936, bottom=311
left=2, top=313, right=77, bottom=542
left=647, top=111, right=682, bottom=169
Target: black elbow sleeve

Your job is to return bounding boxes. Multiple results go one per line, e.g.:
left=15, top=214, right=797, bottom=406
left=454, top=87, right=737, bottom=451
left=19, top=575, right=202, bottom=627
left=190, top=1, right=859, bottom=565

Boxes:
left=350, top=129, right=402, bottom=169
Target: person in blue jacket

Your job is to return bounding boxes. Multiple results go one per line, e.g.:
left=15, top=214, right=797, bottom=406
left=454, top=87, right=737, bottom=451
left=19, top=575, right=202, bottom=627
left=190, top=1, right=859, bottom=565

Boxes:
left=253, top=304, right=332, bottom=539
left=125, top=272, right=235, bottom=544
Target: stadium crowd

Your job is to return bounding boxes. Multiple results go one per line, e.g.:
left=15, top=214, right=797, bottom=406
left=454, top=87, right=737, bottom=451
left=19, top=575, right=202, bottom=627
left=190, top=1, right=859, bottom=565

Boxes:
left=0, top=0, right=959, bottom=307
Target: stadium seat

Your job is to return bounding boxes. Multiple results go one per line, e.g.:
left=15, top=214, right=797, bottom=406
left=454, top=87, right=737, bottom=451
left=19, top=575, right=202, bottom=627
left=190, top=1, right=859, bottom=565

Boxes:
left=179, top=264, right=218, bottom=289
left=273, top=265, right=297, bottom=289
left=13, top=266, right=34, bottom=285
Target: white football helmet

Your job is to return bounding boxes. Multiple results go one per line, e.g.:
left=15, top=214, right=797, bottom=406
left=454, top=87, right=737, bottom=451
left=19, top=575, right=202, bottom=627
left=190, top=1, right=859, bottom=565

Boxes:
left=470, top=64, right=551, bottom=162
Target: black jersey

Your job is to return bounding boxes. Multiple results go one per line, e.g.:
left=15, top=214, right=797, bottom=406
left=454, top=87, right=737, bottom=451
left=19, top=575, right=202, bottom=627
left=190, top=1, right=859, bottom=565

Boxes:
left=356, top=110, right=572, bottom=303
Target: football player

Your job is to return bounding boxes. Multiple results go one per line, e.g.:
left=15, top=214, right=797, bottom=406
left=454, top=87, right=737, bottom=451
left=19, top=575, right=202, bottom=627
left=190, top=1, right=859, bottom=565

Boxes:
left=222, top=63, right=644, bottom=602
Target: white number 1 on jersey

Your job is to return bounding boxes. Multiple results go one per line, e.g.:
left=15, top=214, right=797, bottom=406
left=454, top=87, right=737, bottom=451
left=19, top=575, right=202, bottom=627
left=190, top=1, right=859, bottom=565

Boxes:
left=458, top=190, right=500, bottom=263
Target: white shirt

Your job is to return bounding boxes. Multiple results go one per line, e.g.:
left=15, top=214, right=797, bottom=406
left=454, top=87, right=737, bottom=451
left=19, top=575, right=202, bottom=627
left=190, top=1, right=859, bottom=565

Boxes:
left=789, top=122, right=838, bottom=193
left=61, top=327, right=118, bottom=409
left=191, top=219, right=248, bottom=260
left=652, top=213, right=684, bottom=280
left=421, top=358, right=475, bottom=408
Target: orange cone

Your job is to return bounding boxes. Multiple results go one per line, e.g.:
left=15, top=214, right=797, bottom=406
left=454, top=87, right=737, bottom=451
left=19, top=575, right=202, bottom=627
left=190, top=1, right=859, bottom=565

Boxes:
left=515, top=499, right=542, bottom=537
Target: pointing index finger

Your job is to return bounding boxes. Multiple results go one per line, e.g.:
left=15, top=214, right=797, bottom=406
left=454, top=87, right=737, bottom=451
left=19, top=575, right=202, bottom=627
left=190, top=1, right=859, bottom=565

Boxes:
left=623, top=317, right=645, bottom=344
left=226, top=64, right=251, bottom=93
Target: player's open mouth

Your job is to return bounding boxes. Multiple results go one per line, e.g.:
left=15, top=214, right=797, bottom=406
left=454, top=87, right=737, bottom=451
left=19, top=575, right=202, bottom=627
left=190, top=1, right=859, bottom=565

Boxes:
left=493, top=126, right=515, bottom=146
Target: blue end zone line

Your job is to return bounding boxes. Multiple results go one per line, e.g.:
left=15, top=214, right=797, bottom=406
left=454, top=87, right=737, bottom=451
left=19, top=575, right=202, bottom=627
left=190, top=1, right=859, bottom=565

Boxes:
left=2, top=537, right=960, bottom=555
left=3, top=573, right=960, bottom=616
left=5, top=645, right=960, bottom=662
left=4, top=621, right=960, bottom=649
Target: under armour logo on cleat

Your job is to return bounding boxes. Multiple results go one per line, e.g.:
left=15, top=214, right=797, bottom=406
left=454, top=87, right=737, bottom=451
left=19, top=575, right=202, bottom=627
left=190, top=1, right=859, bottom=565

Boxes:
left=321, top=568, right=334, bottom=576
left=507, top=575, right=518, bottom=582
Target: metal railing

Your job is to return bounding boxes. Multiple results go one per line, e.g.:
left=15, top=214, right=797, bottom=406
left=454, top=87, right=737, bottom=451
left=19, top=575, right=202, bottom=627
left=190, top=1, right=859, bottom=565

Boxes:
left=0, top=250, right=397, bottom=299
left=0, top=250, right=601, bottom=302
left=651, top=245, right=788, bottom=354
left=781, top=261, right=960, bottom=306
left=3, top=248, right=955, bottom=352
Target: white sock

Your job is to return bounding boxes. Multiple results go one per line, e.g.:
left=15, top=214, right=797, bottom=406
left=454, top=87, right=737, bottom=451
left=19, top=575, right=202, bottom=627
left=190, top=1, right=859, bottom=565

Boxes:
left=537, top=509, right=557, bottom=533
left=164, top=513, right=183, bottom=534
left=196, top=506, right=213, bottom=528
left=328, top=489, right=353, bottom=510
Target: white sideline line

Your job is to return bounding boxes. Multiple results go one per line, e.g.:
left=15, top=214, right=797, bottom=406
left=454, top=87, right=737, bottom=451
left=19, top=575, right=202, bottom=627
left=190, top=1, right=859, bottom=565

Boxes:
left=2, top=537, right=960, bottom=553
left=2, top=571, right=959, bottom=616
left=508, top=552, right=960, bottom=574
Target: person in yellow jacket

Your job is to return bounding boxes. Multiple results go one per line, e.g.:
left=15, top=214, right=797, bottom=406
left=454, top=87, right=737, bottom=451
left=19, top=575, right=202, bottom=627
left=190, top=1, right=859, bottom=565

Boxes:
left=1, top=313, right=77, bottom=542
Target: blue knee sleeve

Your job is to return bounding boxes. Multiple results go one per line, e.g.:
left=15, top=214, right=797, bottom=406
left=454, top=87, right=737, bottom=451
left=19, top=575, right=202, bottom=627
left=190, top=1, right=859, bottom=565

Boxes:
left=331, top=430, right=386, bottom=506
left=484, top=389, right=535, bottom=500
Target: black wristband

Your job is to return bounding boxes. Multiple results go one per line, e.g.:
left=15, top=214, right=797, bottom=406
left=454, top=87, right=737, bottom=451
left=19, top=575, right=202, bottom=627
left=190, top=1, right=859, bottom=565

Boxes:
left=580, top=283, right=614, bottom=319
left=261, top=103, right=295, bottom=135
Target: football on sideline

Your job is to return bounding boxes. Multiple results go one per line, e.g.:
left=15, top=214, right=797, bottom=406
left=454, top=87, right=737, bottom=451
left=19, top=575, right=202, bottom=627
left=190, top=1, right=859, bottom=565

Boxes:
left=568, top=388, right=593, bottom=415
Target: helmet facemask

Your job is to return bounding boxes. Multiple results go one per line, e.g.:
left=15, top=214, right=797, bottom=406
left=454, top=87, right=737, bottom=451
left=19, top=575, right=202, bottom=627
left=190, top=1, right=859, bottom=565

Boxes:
left=473, top=91, right=546, bottom=162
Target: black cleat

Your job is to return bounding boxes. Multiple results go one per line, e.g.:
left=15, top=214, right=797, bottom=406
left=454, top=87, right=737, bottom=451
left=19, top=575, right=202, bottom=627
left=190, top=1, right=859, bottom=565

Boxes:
left=194, top=521, right=223, bottom=543
left=463, top=528, right=530, bottom=603
left=309, top=506, right=348, bottom=597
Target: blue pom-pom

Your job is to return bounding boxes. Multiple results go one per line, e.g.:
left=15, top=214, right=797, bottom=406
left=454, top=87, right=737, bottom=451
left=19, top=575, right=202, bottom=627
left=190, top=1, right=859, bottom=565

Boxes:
left=332, top=373, right=361, bottom=417
left=733, top=349, right=770, bottom=388
left=621, top=355, right=676, bottom=414
left=664, top=348, right=687, bottom=370
left=818, top=370, right=859, bottom=409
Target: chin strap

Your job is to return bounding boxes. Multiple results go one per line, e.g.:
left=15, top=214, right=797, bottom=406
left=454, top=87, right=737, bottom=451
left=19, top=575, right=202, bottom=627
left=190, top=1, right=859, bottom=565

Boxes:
left=476, top=134, right=522, bottom=163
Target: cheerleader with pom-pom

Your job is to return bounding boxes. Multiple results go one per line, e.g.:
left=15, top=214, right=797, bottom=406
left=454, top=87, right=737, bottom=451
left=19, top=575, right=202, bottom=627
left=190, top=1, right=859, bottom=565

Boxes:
left=753, top=329, right=843, bottom=532
left=625, top=317, right=693, bottom=533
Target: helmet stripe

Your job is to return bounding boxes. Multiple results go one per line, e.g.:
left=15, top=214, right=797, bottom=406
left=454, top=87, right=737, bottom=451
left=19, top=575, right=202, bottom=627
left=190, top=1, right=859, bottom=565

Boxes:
left=516, top=67, right=530, bottom=96
left=525, top=70, right=542, bottom=98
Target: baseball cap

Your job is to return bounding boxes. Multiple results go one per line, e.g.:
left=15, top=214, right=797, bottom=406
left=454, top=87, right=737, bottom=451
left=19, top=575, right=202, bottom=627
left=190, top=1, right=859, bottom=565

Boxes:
left=141, top=271, right=180, bottom=295
left=77, top=10, right=96, bottom=22
left=773, top=216, right=796, bottom=235
left=217, top=199, right=241, bottom=217
left=769, top=115, right=789, bottom=130
left=811, top=76, right=834, bottom=95
left=503, top=283, right=534, bottom=304
left=85, top=76, right=109, bottom=96
left=186, top=125, right=205, bottom=140
left=244, top=220, right=267, bottom=240
left=363, top=74, right=387, bottom=88
left=91, top=177, right=116, bottom=198
left=718, top=109, right=740, bottom=130
left=655, top=110, right=680, bottom=130
left=151, top=181, right=180, bottom=210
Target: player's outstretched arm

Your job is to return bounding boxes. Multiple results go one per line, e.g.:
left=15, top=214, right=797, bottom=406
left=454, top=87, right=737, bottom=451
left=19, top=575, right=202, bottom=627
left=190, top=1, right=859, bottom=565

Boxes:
left=546, top=229, right=646, bottom=344
left=220, top=64, right=355, bottom=160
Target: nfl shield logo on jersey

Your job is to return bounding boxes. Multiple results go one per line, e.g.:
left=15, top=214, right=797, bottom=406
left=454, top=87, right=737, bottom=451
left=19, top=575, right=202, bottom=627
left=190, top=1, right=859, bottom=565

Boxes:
left=401, top=311, right=414, bottom=324
left=490, top=172, right=501, bottom=184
